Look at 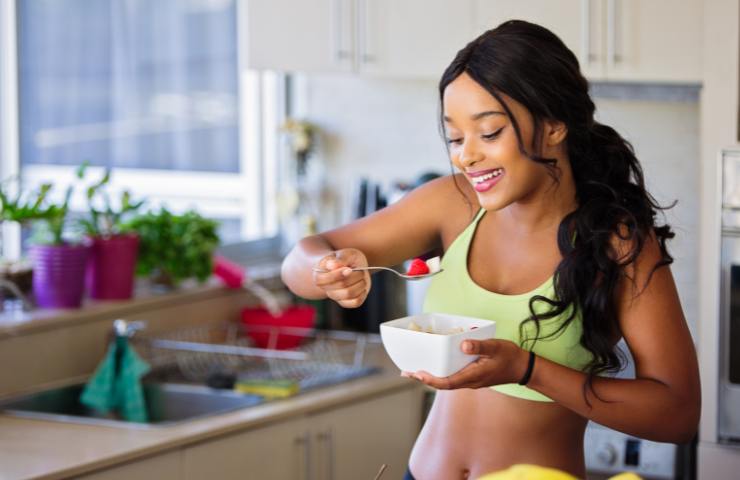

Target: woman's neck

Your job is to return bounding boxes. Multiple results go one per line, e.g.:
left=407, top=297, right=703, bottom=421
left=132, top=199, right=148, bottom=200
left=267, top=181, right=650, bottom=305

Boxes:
left=500, top=165, right=578, bottom=236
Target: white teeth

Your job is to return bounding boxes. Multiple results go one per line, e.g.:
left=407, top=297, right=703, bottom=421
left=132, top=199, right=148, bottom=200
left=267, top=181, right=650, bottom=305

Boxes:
left=472, top=169, right=503, bottom=184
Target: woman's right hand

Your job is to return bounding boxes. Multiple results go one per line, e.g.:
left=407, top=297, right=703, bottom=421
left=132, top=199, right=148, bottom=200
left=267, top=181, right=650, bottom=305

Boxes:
left=313, top=248, right=372, bottom=308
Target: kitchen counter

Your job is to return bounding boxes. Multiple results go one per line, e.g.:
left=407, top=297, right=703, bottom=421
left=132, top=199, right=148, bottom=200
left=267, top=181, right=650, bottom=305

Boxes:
left=0, top=354, right=419, bottom=480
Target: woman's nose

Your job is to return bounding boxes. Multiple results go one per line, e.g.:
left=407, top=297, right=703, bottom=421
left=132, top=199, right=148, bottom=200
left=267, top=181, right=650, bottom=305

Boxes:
left=460, top=141, right=484, bottom=167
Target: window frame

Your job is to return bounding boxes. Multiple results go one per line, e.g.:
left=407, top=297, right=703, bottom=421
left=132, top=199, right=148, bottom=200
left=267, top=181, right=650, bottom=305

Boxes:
left=0, top=0, right=286, bottom=262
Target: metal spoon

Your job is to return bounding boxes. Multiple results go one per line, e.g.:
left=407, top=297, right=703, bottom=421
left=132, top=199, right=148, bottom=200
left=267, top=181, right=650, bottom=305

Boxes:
left=312, top=265, right=443, bottom=280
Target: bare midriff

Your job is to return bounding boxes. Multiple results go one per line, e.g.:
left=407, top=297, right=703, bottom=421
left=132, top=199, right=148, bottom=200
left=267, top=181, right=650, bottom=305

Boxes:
left=408, top=388, right=587, bottom=480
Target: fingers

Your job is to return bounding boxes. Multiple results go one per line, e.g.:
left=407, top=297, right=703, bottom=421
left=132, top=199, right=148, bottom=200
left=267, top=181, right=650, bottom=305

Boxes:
left=460, top=339, right=499, bottom=357
left=326, top=278, right=367, bottom=303
left=313, top=250, right=371, bottom=309
left=403, top=363, right=487, bottom=390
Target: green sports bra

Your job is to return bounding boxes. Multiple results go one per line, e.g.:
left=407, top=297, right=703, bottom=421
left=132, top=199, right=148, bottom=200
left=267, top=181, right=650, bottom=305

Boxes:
left=422, top=207, right=593, bottom=402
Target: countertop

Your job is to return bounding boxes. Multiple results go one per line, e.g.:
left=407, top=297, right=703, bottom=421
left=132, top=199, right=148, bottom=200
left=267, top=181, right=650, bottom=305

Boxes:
left=0, top=353, right=417, bottom=480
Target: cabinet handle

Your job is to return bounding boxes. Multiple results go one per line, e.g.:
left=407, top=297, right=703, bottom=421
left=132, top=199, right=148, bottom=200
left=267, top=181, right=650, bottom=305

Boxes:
left=294, top=432, right=312, bottom=480
left=332, top=0, right=352, bottom=62
left=357, top=0, right=375, bottom=64
left=580, top=0, right=596, bottom=64
left=606, top=0, right=621, bottom=65
left=316, top=429, right=335, bottom=480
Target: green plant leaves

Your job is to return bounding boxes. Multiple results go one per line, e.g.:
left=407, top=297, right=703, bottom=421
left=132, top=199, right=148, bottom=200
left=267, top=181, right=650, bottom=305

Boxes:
left=120, top=208, right=220, bottom=286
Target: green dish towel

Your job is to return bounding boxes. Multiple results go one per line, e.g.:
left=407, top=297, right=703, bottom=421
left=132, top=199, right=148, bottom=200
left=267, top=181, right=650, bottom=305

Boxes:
left=80, top=336, right=151, bottom=422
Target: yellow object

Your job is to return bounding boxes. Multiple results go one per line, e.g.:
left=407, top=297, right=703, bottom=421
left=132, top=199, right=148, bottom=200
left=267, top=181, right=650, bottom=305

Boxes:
left=234, top=379, right=300, bottom=398
left=476, top=465, right=642, bottom=480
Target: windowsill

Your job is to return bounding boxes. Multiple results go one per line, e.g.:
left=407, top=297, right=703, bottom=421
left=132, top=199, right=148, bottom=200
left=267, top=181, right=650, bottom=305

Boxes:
left=0, top=261, right=284, bottom=340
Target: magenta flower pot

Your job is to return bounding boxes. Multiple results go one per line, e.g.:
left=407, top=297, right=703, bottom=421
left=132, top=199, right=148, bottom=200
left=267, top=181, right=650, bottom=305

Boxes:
left=85, top=233, right=139, bottom=300
left=31, top=243, right=90, bottom=309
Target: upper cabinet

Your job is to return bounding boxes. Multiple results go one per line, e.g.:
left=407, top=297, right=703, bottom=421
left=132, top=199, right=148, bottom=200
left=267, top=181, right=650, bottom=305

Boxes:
left=242, top=0, right=474, bottom=79
left=604, top=0, right=702, bottom=83
left=473, top=0, right=702, bottom=84
left=242, top=0, right=354, bottom=74
left=472, top=0, right=604, bottom=79
left=244, top=0, right=702, bottom=83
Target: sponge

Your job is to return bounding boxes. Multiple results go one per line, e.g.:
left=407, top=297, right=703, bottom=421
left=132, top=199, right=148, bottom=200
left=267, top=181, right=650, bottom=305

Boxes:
left=234, top=378, right=300, bottom=398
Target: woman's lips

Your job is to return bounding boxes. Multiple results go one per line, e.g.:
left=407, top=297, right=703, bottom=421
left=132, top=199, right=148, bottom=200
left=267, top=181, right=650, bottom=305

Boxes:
left=469, top=169, right=504, bottom=193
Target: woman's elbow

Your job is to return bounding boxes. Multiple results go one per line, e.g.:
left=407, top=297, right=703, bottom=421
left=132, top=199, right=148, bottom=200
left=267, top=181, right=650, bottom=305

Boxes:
left=660, top=392, right=701, bottom=444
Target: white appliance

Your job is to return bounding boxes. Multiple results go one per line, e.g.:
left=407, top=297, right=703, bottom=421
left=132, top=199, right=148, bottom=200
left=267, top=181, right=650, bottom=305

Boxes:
left=585, top=422, right=677, bottom=479
left=719, top=147, right=740, bottom=444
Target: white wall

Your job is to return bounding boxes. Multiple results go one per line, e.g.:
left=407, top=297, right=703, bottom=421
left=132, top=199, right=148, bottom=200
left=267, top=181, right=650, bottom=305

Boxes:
left=296, top=74, right=700, bottom=336
left=697, top=0, right=740, bottom=476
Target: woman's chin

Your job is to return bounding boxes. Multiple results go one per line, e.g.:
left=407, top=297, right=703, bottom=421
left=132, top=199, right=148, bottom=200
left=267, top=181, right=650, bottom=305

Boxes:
left=476, top=194, right=508, bottom=212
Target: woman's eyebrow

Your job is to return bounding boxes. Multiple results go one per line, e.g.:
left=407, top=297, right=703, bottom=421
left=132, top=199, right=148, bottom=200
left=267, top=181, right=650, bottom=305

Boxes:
left=443, top=110, right=507, bottom=123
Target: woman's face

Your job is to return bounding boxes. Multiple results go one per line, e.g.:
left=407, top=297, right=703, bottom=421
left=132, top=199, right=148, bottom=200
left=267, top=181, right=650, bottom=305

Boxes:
left=442, top=72, right=557, bottom=212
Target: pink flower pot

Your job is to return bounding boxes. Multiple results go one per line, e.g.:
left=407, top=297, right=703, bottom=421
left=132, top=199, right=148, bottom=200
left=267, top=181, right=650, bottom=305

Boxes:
left=31, top=243, right=90, bottom=308
left=85, top=233, right=140, bottom=300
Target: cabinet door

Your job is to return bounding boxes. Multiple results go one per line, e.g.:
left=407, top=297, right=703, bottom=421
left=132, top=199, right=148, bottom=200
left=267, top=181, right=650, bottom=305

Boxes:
left=359, top=0, right=475, bottom=79
left=605, top=0, right=702, bottom=83
left=242, top=0, right=354, bottom=73
left=183, top=418, right=311, bottom=480
left=309, top=387, right=424, bottom=480
left=76, top=451, right=182, bottom=480
left=473, top=0, right=606, bottom=80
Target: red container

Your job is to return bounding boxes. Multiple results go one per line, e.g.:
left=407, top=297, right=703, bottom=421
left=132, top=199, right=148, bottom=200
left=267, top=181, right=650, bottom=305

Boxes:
left=241, top=305, right=316, bottom=350
left=85, top=233, right=140, bottom=300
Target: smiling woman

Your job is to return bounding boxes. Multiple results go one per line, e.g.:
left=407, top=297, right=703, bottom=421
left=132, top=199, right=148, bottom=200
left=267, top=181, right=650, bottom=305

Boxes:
left=281, top=19, right=700, bottom=480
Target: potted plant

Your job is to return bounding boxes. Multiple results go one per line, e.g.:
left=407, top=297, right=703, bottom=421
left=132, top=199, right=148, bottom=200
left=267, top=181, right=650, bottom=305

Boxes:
left=77, top=163, right=145, bottom=300
left=120, top=207, right=219, bottom=289
left=26, top=168, right=89, bottom=309
left=0, top=178, right=55, bottom=304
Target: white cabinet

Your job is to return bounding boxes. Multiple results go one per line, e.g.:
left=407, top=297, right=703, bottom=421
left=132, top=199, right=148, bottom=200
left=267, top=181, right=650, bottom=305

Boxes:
left=242, top=0, right=353, bottom=74
left=472, top=0, right=702, bottom=83
left=183, top=418, right=306, bottom=480
left=76, top=451, right=182, bottom=480
left=308, top=387, right=422, bottom=479
left=603, top=0, right=702, bottom=83
left=472, top=0, right=604, bottom=80
left=242, top=0, right=474, bottom=78
left=182, top=387, right=423, bottom=480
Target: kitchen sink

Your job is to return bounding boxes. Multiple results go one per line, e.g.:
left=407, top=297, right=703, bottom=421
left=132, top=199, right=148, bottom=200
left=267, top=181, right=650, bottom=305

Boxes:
left=0, top=382, right=263, bottom=428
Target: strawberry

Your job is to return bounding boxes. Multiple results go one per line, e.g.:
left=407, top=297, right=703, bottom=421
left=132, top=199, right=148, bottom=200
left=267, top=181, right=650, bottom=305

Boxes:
left=406, top=258, right=430, bottom=276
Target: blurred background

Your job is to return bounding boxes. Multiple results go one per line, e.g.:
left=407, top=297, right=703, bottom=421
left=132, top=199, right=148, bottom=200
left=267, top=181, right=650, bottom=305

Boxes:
left=0, top=1, right=738, bottom=479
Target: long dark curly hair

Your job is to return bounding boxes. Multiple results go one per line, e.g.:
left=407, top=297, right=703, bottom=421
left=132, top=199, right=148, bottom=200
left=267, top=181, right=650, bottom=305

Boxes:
left=439, top=20, right=675, bottom=399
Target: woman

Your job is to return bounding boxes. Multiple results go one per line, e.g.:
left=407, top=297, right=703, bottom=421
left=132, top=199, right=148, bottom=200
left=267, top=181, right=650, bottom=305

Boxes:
left=280, top=20, right=700, bottom=479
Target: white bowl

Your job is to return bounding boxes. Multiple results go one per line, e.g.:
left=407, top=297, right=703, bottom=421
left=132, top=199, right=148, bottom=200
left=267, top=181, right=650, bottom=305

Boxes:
left=379, top=313, right=496, bottom=377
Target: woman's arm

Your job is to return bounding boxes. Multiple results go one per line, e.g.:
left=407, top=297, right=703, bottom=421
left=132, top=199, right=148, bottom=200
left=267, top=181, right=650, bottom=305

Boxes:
left=528, top=233, right=700, bottom=442
left=281, top=174, right=472, bottom=304
left=411, top=233, right=701, bottom=443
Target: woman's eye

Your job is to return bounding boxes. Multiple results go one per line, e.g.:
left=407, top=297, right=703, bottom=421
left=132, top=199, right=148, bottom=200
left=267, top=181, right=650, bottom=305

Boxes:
left=446, top=137, right=463, bottom=145
left=482, top=127, right=504, bottom=140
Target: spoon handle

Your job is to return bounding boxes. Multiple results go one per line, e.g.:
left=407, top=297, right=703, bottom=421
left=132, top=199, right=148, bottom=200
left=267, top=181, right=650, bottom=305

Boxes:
left=311, top=266, right=442, bottom=280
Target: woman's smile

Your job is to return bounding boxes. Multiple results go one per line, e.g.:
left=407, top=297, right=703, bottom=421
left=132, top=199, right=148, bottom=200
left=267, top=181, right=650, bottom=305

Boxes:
left=468, top=168, right=505, bottom=192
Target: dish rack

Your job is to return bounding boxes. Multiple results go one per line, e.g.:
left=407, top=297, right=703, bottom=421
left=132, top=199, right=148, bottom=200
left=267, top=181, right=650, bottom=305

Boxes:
left=131, top=322, right=383, bottom=391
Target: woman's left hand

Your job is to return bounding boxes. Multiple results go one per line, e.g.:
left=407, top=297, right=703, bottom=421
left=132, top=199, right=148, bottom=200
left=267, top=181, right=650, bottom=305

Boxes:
left=401, top=339, right=529, bottom=390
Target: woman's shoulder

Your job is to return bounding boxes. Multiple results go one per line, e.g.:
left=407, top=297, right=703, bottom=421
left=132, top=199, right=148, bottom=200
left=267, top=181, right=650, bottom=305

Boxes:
left=410, top=173, right=481, bottom=244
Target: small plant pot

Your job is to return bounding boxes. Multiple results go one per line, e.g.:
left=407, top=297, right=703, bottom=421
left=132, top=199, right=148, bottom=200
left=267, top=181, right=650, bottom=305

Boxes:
left=31, top=244, right=89, bottom=308
left=85, top=233, right=139, bottom=300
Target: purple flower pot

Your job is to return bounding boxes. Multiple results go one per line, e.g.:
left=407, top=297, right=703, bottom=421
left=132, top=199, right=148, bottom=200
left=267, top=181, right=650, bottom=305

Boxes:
left=85, top=233, right=139, bottom=300
left=31, top=243, right=90, bottom=309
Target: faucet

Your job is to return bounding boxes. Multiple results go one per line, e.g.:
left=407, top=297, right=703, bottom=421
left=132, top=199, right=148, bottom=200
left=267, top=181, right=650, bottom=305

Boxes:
left=0, top=278, right=34, bottom=312
left=113, top=319, right=147, bottom=338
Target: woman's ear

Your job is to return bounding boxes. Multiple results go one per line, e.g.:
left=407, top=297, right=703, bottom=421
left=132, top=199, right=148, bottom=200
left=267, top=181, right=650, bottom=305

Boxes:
left=545, top=120, right=568, bottom=146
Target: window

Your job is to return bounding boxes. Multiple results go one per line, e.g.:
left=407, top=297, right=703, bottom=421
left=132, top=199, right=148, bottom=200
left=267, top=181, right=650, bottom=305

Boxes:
left=1, top=0, right=284, bottom=258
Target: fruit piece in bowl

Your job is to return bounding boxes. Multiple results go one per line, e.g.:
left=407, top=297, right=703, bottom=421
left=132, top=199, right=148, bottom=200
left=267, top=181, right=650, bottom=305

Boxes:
left=380, top=313, right=496, bottom=377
